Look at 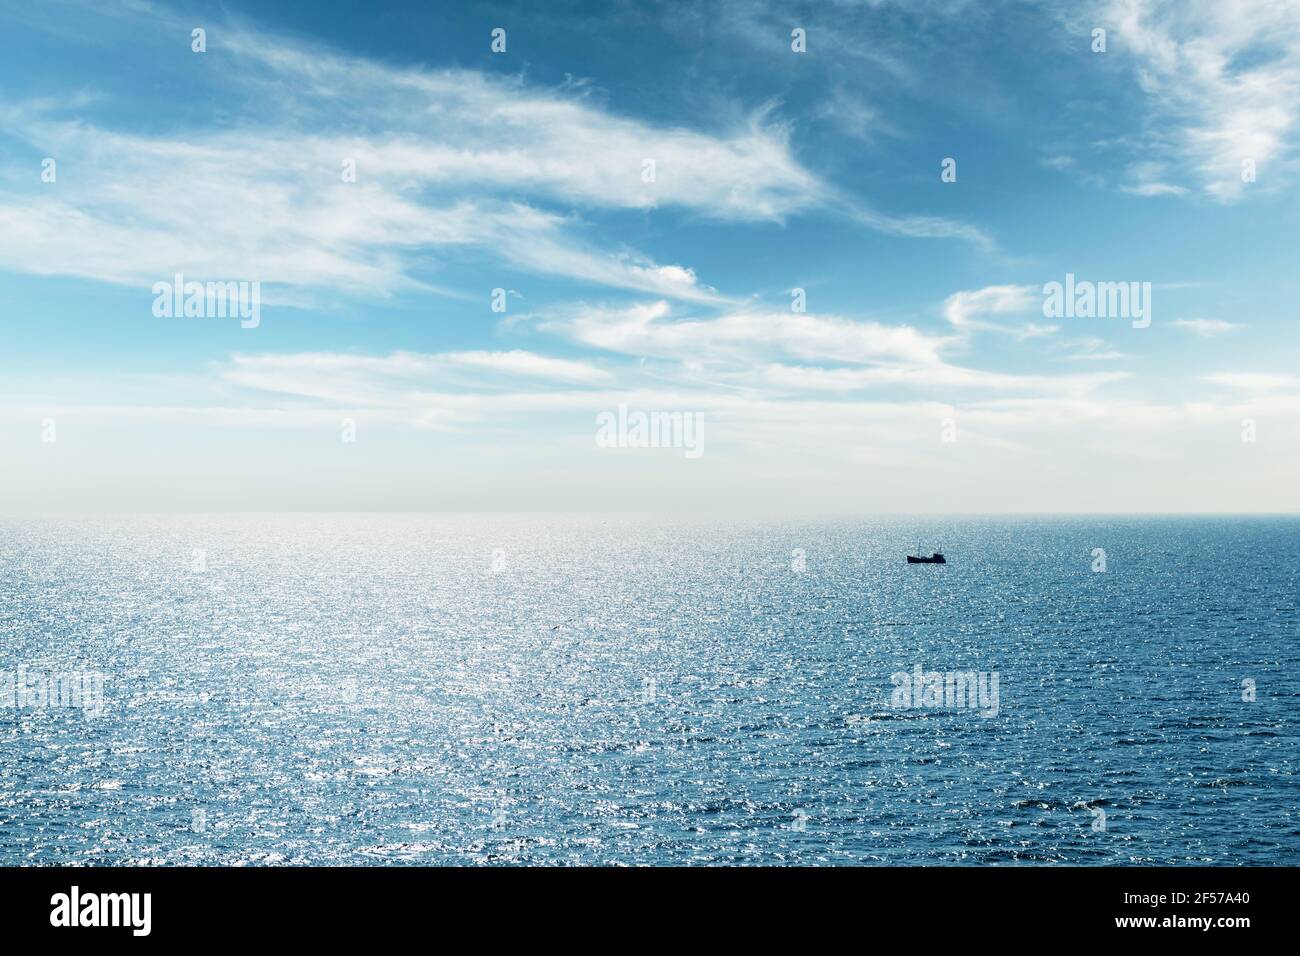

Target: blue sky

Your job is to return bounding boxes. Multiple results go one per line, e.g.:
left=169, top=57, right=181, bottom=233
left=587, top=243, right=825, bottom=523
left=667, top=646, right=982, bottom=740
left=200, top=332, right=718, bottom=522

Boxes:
left=1, top=0, right=1298, bottom=511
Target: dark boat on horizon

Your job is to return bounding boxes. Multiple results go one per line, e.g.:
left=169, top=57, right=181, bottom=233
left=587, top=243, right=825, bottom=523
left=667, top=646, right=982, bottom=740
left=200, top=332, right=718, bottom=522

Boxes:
left=907, top=553, right=946, bottom=563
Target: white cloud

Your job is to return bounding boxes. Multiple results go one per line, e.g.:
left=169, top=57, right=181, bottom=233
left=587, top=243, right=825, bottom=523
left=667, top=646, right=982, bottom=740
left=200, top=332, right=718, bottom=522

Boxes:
left=1171, top=317, right=1240, bottom=337
left=538, top=296, right=1129, bottom=395
left=0, top=117, right=740, bottom=305
left=942, top=285, right=1046, bottom=337
left=541, top=300, right=952, bottom=366
left=220, top=349, right=614, bottom=407
left=753, top=363, right=1126, bottom=393
left=441, top=351, right=614, bottom=384
left=221, top=30, right=827, bottom=222
left=0, top=12, right=998, bottom=307
left=1201, top=372, right=1298, bottom=390
left=1120, top=161, right=1190, bottom=197
left=852, top=209, right=996, bottom=249
left=1121, top=182, right=1190, bottom=197
left=1066, top=351, right=1128, bottom=360
left=1103, top=0, right=1300, bottom=202
left=0, top=23, right=826, bottom=303
left=1065, top=336, right=1129, bottom=360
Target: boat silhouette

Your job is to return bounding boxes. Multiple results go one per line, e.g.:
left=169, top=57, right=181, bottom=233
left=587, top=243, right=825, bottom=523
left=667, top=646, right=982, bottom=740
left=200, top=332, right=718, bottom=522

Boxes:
left=907, top=552, right=946, bottom=564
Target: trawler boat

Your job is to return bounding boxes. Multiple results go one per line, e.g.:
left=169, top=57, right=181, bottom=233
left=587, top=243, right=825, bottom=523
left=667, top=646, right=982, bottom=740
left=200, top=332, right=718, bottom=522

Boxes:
left=907, top=553, right=946, bottom=564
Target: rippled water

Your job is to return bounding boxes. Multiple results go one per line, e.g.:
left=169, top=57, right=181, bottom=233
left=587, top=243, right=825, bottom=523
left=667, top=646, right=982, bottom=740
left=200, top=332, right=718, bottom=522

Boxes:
left=1, top=514, right=1296, bottom=865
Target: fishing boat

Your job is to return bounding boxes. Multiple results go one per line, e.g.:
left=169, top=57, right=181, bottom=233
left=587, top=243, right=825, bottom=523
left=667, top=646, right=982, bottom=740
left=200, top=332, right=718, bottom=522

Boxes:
left=907, top=553, right=946, bottom=564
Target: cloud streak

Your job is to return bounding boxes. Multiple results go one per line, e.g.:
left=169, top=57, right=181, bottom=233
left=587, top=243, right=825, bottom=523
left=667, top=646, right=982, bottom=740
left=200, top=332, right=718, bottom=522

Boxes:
left=1102, top=0, right=1300, bottom=202
left=0, top=13, right=994, bottom=310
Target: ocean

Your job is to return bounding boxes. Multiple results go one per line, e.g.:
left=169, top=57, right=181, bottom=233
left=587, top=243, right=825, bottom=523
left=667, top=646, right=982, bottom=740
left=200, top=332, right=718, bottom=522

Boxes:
left=1, top=514, right=1296, bottom=865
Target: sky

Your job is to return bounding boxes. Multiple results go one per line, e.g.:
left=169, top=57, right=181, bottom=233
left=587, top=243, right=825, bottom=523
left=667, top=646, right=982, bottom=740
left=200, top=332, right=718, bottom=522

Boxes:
left=1, top=0, right=1298, bottom=512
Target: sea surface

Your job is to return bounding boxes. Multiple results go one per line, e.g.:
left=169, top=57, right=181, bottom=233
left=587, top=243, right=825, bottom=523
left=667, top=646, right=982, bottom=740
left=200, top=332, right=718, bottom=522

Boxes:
left=1, top=514, right=1296, bottom=866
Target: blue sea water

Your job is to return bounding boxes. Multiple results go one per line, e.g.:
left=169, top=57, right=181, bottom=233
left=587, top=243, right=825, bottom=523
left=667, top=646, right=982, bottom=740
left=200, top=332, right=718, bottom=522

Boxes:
left=0, top=514, right=1296, bottom=866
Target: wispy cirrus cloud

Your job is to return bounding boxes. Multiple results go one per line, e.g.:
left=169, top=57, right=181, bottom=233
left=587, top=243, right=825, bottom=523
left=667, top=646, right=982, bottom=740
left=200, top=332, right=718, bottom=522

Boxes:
left=942, top=285, right=1057, bottom=338
left=1102, top=0, right=1300, bottom=202
left=3, top=1, right=1295, bottom=513
left=1171, top=317, right=1241, bottom=337
left=1120, top=161, right=1190, bottom=197
left=0, top=11, right=994, bottom=310
left=1064, top=336, right=1128, bottom=361
left=1201, top=371, right=1298, bottom=391
left=0, top=105, right=734, bottom=304
left=852, top=208, right=996, bottom=250
left=539, top=300, right=953, bottom=367
left=535, top=295, right=1123, bottom=396
left=748, top=362, right=1126, bottom=394
left=221, top=349, right=614, bottom=405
